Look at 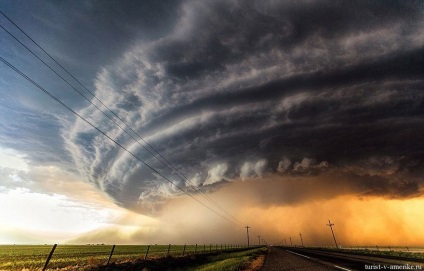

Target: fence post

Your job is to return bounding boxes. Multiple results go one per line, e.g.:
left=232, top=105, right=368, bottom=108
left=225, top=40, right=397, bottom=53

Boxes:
left=106, top=245, right=116, bottom=265
left=195, top=244, right=198, bottom=255
left=42, top=244, right=57, bottom=271
left=144, top=245, right=150, bottom=260
left=182, top=244, right=186, bottom=256
left=167, top=244, right=171, bottom=257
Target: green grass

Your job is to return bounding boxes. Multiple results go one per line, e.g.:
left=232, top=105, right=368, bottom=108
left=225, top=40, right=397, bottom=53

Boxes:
left=348, top=249, right=424, bottom=260
left=310, top=247, right=424, bottom=261
left=192, top=257, right=250, bottom=271
left=0, top=244, right=247, bottom=270
left=185, top=247, right=267, bottom=271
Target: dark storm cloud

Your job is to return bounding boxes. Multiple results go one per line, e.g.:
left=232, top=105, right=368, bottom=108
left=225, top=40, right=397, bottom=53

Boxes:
left=58, top=0, right=424, bottom=214
left=52, top=0, right=179, bottom=65
left=1, top=0, right=179, bottom=81
left=139, top=47, right=424, bottom=137
left=152, top=0, right=423, bottom=80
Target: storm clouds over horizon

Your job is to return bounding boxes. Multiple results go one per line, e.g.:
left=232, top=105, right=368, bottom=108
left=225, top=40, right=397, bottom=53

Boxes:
left=1, top=0, right=424, bottom=216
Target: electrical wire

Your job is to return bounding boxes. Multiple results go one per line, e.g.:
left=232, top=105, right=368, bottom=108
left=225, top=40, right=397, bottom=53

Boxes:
left=0, top=55, right=242, bottom=225
left=0, top=10, right=245, bottom=226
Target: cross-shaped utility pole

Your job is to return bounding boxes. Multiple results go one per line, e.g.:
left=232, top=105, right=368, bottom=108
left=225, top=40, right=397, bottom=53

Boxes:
left=326, top=219, right=338, bottom=248
left=245, top=226, right=250, bottom=247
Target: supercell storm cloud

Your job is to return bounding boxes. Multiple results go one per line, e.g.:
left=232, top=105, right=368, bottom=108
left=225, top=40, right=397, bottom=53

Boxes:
left=54, top=0, right=424, bottom=214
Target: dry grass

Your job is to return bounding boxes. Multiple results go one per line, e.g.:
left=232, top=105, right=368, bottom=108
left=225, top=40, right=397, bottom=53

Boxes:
left=243, top=254, right=266, bottom=271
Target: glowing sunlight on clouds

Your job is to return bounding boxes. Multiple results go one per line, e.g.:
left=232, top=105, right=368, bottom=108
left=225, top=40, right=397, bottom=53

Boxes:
left=0, top=187, right=119, bottom=243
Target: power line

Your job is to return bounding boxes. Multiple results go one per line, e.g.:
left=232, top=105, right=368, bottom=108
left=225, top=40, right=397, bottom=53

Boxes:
left=0, top=10, right=244, bottom=226
left=0, top=10, right=189, bottom=185
left=0, top=55, right=241, bottom=226
left=0, top=18, right=244, bottom=227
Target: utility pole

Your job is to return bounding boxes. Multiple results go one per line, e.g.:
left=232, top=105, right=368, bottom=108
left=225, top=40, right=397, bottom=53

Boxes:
left=326, top=219, right=339, bottom=248
left=258, top=235, right=261, bottom=246
left=245, top=226, right=250, bottom=247
left=289, top=237, right=293, bottom=246
left=299, top=232, right=304, bottom=247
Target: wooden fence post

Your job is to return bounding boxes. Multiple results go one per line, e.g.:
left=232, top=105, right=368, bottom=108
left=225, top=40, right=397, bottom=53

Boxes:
left=195, top=244, right=198, bottom=255
left=182, top=244, right=186, bottom=256
left=42, top=244, right=57, bottom=271
left=106, top=245, right=116, bottom=265
left=167, top=244, right=171, bottom=257
left=144, top=245, right=150, bottom=260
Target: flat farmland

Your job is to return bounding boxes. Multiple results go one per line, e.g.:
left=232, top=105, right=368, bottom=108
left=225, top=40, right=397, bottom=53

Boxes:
left=0, top=244, right=229, bottom=270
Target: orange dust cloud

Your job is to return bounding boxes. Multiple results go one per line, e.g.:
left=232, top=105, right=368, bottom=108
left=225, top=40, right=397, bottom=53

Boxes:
left=159, top=176, right=424, bottom=246
left=237, top=196, right=424, bottom=246
left=71, top=175, right=424, bottom=246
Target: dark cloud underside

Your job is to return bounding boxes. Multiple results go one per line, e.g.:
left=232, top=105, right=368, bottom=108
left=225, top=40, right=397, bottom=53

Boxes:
left=4, top=0, right=422, bottom=214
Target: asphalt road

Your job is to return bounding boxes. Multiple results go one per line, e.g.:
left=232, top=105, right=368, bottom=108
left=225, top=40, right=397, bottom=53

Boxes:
left=262, top=247, right=424, bottom=271
left=262, top=247, right=338, bottom=271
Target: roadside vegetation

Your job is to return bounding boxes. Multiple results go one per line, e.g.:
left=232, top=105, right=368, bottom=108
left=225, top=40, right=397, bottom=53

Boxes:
left=89, top=247, right=266, bottom=271
left=184, top=247, right=266, bottom=271
left=0, top=245, right=266, bottom=271
left=310, top=247, right=424, bottom=261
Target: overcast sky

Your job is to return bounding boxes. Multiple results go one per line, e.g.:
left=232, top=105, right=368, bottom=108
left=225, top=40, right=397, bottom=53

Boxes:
left=1, top=0, right=424, bottom=245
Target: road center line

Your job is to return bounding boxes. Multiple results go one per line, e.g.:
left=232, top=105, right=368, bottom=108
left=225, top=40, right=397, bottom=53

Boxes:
left=334, top=265, right=353, bottom=271
left=286, top=250, right=311, bottom=259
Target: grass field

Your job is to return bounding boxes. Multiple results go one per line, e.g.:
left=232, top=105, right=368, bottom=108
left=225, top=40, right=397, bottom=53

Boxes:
left=310, top=246, right=424, bottom=261
left=184, top=248, right=266, bottom=271
left=0, top=244, right=243, bottom=270
left=89, top=247, right=267, bottom=271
